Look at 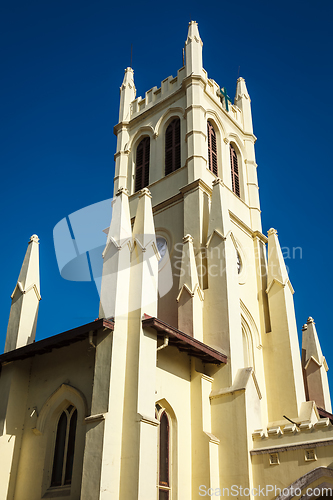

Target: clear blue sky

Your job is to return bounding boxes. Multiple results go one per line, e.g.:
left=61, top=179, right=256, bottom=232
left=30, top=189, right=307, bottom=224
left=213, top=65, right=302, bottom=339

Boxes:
left=1, top=1, right=332, bottom=384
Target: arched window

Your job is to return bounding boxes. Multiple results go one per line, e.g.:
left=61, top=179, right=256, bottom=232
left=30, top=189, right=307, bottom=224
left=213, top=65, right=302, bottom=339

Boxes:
left=207, top=121, right=218, bottom=175
left=51, top=405, right=77, bottom=487
left=165, top=118, right=181, bottom=176
left=135, top=137, right=150, bottom=192
left=230, top=144, right=240, bottom=197
left=158, top=411, right=170, bottom=500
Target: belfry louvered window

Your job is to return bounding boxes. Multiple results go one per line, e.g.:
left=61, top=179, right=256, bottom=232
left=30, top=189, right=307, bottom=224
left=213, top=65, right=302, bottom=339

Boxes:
left=165, top=118, right=181, bottom=176
left=51, top=405, right=77, bottom=487
left=135, top=137, right=150, bottom=192
left=230, top=144, right=240, bottom=197
left=207, top=121, right=218, bottom=175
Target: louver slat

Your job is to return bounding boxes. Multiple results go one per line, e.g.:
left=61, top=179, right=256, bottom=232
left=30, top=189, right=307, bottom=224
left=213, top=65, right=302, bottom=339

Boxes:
left=165, top=118, right=181, bottom=176
left=135, top=137, right=150, bottom=192
left=230, top=144, right=240, bottom=197
left=207, top=121, right=218, bottom=176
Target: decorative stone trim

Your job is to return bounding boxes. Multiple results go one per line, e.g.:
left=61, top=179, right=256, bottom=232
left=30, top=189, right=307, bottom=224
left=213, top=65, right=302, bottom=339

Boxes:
left=269, top=452, right=280, bottom=465
left=315, top=418, right=330, bottom=428
left=84, top=413, right=105, bottom=424
left=205, top=432, right=220, bottom=445
left=252, top=429, right=266, bottom=441
left=251, top=437, right=333, bottom=455
left=139, top=188, right=152, bottom=198
left=304, top=449, right=317, bottom=461
left=275, top=467, right=333, bottom=500
left=137, top=413, right=159, bottom=427
left=299, top=421, right=313, bottom=431
left=267, top=426, right=283, bottom=437
left=283, top=423, right=299, bottom=434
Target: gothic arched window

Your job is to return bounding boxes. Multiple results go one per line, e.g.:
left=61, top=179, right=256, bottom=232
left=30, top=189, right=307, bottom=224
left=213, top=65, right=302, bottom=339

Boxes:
left=158, top=411, right=170, bottom=499
left=207, top=121, right=218, bottom=175
left=51, top=405, right=77, bottom=487
left=135, top=137, right=150, bottom=192
left=230, top=144, right=240, bottom=197
left=165, top=118, right=181, bottom=176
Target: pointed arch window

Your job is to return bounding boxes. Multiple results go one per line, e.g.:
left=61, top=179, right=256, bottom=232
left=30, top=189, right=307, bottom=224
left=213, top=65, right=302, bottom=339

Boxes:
left=51, top=405, right=77, bottom=487
left=230, top=144, right=240, bottom=197
left=157, top=408, right=171, bottom=500
left=207, top=121, right=218, bottom=175
left=165, top=118, right=181, bottom=176
left=135, top=137, right=150, bottom=192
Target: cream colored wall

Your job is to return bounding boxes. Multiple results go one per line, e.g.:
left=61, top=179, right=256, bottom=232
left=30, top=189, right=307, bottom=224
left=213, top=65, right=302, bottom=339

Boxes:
left=0, top=359, right=32, bottom=500
left=252, top=442, right=333, bottom=500
left=1, top=339, right=96, bottom=500
left=156, top=347, right=192, bottom=500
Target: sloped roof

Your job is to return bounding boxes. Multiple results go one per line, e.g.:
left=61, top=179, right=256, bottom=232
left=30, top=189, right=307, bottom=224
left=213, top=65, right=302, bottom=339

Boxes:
left=0, top=319, right=114, bottom=365
left=142, top=315, right=227, bottom=365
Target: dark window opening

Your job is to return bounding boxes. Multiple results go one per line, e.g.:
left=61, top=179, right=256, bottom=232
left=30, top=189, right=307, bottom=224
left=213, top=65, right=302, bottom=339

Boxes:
left=165, top=119, right=181, bottom=176
left=159, top=410, right=170, bottom=500
left=51, top=406, right=77, bottom=488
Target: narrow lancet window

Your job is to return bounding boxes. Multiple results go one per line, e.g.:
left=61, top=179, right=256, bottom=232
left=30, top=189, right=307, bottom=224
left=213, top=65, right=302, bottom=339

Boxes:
left=159, top=411, right=170, bottom=499
left=165, top=118, right=181, bottom=176
left=135, top=137, right=150, bottom=192
left=207, top=121, right=218, bottom=175
left=51, top=405, right=77, bottom=488
left=230, top=144, right=240, bottom=197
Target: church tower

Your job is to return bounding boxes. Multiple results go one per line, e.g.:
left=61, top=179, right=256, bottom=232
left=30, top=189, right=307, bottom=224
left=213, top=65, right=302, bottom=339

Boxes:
left=97, top=20, right=333, bottom=498
left=2, top=21, right=333, bottom=500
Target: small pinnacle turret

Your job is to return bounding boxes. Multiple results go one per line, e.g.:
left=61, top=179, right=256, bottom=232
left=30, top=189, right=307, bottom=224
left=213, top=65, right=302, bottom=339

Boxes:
left=119, top=67, right=136, bottom=122
left=177, top=234, right=203, bottom=340
left=5, top=235, right=41, bottom=352
left=234, top=77, right=253, bottom=133
left=99, top=188, right=132, bottom=319
left=302, top=317, right=332, bottom=412
left=185, top=21, right=203, bottom=77
left=267, top=228, right=290, bottom=287
left=207, top=178, right=231, bottom=241
left=265, top=228, right=305, bottom=420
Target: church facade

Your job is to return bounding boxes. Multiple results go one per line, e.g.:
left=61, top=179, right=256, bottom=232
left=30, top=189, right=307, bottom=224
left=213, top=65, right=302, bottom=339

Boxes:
left=1, top=21, right=333, bottom=500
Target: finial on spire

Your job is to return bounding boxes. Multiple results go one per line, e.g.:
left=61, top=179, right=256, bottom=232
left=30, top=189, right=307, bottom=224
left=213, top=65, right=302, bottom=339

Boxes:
left=30, top=234, right=39, bottom=243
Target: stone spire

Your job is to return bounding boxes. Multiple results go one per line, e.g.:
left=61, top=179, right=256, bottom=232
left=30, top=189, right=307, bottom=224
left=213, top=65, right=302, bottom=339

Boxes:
left=234, top=77, right=253, bottom=133
left=131, top=188, right=159, bottom=316
left=267, top=228, right=289, bottom=287
left=185, top=21, right=203, bottom=77
left=97, top=187, right=132, bottom=499
left=99, top=187, right=132, bottom=319
left=204, top=179, right=243, bottom=385
left=119, top=67, right=136, bottom=122
left=207, top=178, right=231, bottom=240
left=177, top=234, right=204, bottom=340
left=127, top=188, right=159, bottom=499
left=5, top=235, right=41, bottom=353
left=302, top=317, right=332, bottom=412
left=264, top=228, right=305, bottom=421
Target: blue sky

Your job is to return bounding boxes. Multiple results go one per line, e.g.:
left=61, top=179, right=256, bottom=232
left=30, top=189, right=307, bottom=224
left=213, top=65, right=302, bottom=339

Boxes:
left=1, top=1, right=332, bottom=384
